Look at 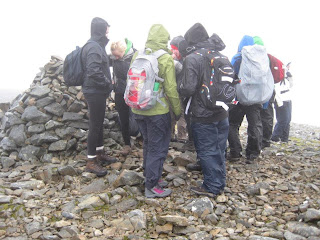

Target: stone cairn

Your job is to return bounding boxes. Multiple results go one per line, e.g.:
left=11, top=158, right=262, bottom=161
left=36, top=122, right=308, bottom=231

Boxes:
left=0, top=55, right=123, bottom=167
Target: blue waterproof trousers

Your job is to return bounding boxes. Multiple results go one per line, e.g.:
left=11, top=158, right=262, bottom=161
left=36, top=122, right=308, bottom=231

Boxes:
left=192, top=118, right=229, bottom=194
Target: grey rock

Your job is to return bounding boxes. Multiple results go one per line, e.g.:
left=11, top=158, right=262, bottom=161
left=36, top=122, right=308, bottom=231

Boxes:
left=0, top=195, right=12, bottom=203
left=66, top=138, right=77, bottom=150
left=89, top=219, right=104, bottom=229
left=29, top=86, right=51, bottom=98
left=215, top=204, right=227, bottom=215
left=127, top=209, right=146, bottom=231
left=48, top=140, right=67, bottom=151
left=81, top=179, right=107, bottom=194
left=62, top=112, right=84, bottom=121
left=158, top=215, right=189, bottom=227
left=58, top=165, right=78, bottom=176
left=0, top=137, right=17, bottom=151
left=304, top=208, right=320, bottom=222
left=186, top=197, right=214, bottom=218
left=287, top=221, right=320, bottom=237
left=284, top=231, right=306, bottom=240
left=41, top=153, right=53, bottom=163
left=113, top=169, right=144, bottom=188
left=110, top=198, right=138, bottom=213
left=173, top=151, right=197, bottom=166
left=35, top=96, right=55, bottom=108
left=27, top=123, right=45, bottom=134
left=10, top=180, right=45, bottom=190
left=44, top=102, right=65, bottom=117
left=78, top=195, right=105, bottom=210
left=2, top=112, right=25, bottom=129
left=55, top=127, right=77, bottom=138
left=19, top=145, right=44, bottom=161
left=45, top=119, right=64, bottom=130
left=0, top=156, right=16, bottom=168
left=29, top=131, right=58, bottom=146
left=246, top=182, right=271, bottom=196
left=40, top=77, right=52, bottom=85
left=9, top=124, right=26, bottom=146
left=249, top=236, right=279, bottom=240
left=189, top=231, right=213, bottom=240
left=173, top=225, right=199, bottom=235
left=67, top=100, right=85, bottom=112
left=25, top=221, right=41, bottom=235
left=68, top=120, right=89, bottom=130
left=21, top=106, right=51, bottom=123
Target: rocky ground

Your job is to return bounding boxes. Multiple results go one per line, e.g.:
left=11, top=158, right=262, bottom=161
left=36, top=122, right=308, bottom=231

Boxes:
left=0, top=56, right=320, bottom=239
left=0, top=121, right=319, bottom=240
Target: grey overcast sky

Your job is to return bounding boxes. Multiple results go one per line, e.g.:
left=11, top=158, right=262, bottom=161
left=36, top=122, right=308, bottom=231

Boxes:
left=0, top=0, right=319, bottom=126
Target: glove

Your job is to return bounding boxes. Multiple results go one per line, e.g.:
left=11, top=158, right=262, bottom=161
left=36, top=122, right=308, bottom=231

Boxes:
left=175, top=114, right=181, bottom=121
left=286, top=71, right=292, bottom=78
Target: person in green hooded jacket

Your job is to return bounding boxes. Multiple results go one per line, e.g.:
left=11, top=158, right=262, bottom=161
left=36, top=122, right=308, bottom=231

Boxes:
left=131, top=24, right=181, bottom=198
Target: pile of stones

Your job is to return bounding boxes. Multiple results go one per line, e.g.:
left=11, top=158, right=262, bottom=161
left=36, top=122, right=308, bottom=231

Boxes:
left=0, top=56, right=123, bottom=167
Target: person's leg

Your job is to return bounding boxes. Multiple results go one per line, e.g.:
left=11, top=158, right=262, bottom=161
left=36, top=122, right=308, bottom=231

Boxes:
left=83, top=93, right=108, bottom=177
left=134, top=116, right=148, bottom=176
left=261, top=102, right=274, bottom=148
left=191, top=119, right=229, bottom=195
left=228, top=104, right=245, bottom=157
left=115, top=93, right=132, bottom=155
left=271, top=103, right=286, bottom=142
left=144, top=113, right=172, bottom=198
left=281, top=101, right=292, bottom=142
left=245, top=104, right=263, bottom=160
left=115, top=93, right=131, bottom=145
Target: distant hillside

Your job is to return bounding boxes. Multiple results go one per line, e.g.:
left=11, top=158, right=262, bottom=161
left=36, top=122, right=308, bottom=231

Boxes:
left=0, top=89, right=23, bottom=103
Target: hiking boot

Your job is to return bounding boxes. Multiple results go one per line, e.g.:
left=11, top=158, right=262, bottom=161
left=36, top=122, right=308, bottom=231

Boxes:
left=120, top=145, right=131, bottom=156
left=262, top=141, right=271, bottom=149
left=158, top=179, right=168, bottom=187
left=245, top=154, right=258, bottom=164
left=85, top=158, right=108, bottom=177
left=145, top=185, right=172, bottom=198
left=227, top=153, right=241, bottom=162
left=96, top=150, right=117, bottom=166
left=186, top=161, right=202, bottom=171
left=190, top=186, right=216, bottom=198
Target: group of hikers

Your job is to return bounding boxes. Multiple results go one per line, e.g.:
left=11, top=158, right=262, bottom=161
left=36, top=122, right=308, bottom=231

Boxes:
left=69, top=17, right=293, bottom=199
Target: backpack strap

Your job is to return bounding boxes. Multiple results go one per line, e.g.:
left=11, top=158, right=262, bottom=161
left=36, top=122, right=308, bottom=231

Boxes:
left=153, top=49, right=168, bottom=59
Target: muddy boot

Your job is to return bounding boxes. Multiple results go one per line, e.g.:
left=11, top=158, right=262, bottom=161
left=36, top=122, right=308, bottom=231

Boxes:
left=96, top=150, right=117, bottom=166
left=85, top=158, right=108, bottom=177
left=120, top=145, right=131, bottom=156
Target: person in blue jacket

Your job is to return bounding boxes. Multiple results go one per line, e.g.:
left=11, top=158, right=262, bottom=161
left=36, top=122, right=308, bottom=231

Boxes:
left=228, top=35, right=263, bottom=163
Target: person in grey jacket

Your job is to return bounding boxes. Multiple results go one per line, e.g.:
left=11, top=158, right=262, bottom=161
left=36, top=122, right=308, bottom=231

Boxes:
left=81, top=17, right=117, bottom=177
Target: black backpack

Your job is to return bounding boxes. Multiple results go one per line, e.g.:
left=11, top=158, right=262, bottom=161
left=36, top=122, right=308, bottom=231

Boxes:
left=195, top=49, right=237, bottom=111
left=63, top=41, right=99, bottom=86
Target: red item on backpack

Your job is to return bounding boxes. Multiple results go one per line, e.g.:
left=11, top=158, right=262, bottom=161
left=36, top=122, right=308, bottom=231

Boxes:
left=268, top=54, right=285, bottom=83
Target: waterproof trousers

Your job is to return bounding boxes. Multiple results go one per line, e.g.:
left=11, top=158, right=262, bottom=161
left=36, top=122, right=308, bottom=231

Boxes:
left=115, top=93, right=131, bottom=145
left=228, top=103, right=263, bottom=159
left=272, top=100, right=292, bottom=142
left=134, top=113, right=171, bottom=190
left=192, top=118, right=229, bottom=195
left=260, top=101, right=274, bottom=148
left=84, top=93, right=107, bottom=156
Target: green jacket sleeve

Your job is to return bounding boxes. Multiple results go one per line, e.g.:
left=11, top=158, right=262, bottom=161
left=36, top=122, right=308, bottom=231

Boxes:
left=159, top=55, right=181, bottom=117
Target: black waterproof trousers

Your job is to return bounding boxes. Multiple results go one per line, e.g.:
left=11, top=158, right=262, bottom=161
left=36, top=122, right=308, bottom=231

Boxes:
left=228, top=103, right=263, bottom=159
left=260, top=101, right=274, bottom=148
left=115, top=93, right=131, bottom=146
left=84, top=93, right=108, bottom=156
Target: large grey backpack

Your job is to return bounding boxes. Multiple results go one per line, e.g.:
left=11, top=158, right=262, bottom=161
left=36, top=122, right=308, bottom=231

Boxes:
left=236, top=45, right=274, bottom=105
left=124, top=48, right=167, bottom=110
